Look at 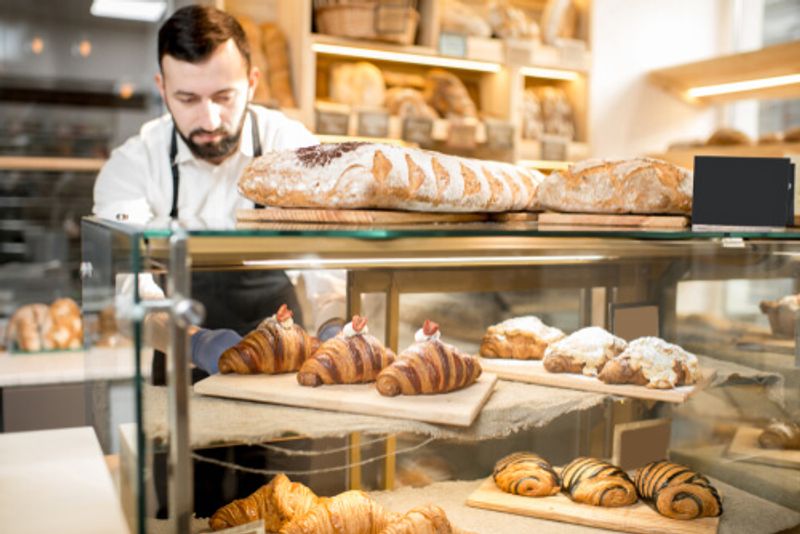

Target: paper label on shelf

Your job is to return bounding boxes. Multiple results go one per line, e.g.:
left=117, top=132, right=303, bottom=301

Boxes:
left=486, top=121, right=515, bottom=150
left=357, top=110, right=390, bottom=138
left=439, top=32, right=467, bottom=57
left=505, top=38, right=534, bottom=65
left=447, top=121, right=478, bottom=149
left=315, top=109, right=350, bottom=135
left=402, top=117, right=433, bottom=146
left=540, top=134, right=569, bottom=161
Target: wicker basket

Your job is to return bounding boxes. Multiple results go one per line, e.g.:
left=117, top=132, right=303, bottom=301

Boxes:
left=315, top=1, right=420, bottom=45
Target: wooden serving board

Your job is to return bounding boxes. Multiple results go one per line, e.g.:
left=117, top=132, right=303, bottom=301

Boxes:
left=466, top=477, right=720, bottom=534
left=727, top=425, right=800, bottom=469
left=477, top=358, right=714, bottom=403
left=489, top=212, right=539, bottom=222
left=237, top=208, right=487, bottom=225
left=193, top=372, right=497, bottom=427
left=538, top=212, right=689, bottom=228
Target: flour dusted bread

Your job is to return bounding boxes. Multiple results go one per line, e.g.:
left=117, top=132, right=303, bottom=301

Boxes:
left=240, top=142, right=545, bottom=212
left=538, top=158, right=693, bottom=215
left=480, top=316, right=565, bottom=360
left=542, top=326, right=626, bottom=376
left=598, top=337, right=699, bottom=389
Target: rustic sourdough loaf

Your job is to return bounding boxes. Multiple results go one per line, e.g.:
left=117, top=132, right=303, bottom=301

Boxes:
left=239, top=142, right=545, bottom=212
left=537, top=157, right=693, bottom=215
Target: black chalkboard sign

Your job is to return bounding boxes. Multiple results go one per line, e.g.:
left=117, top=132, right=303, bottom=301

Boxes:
left=692, top=155, right=794, bottom=228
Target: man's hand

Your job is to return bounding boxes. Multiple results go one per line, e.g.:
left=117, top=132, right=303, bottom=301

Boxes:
left=190, top=328, right=241, bottom=374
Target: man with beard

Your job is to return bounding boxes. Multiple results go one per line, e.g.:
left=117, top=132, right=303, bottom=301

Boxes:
left=93, top=5, right=321, bottom=517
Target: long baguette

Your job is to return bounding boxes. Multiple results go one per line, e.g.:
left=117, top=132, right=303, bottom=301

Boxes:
left=239, top=142, right=544, bottom=212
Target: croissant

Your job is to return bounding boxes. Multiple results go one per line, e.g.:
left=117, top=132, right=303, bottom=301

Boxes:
left=297, top=316, right=395, bottom=386
left=598, top=337, right=699, bottom=389
left=480, top=316, right=565, bottom=360
left=492, top=452, right=560, bottom=497
left=379, top=504, right=458, bottom=534
left=6, top=303, right=49, bottom=352
left=219, top=305, right=319, bottom=374
left=376, top=320, right=481, bottom=396
left=280, top=490, right=396, bottom=534
left=209, top=473, right=319, bottom=531
left=634, top=461, right=722, bottom=520
left=561, top=457, right=637, bottom=507
left=758, top=421, right=800, bottom=450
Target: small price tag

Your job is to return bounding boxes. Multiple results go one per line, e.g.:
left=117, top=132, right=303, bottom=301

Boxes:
left=315, top=109, right=349, bottom=135
left=357, top=110, right=390, bottom=138
left=447, top=121, right=478, bottom=150
left=486, top=121, right=514, bottom=150
left=402, top=117, right=433, bottom=146
left=439, top=32, right=467, bottom=57
left=505, top=38, right=533, bottom=65
left=540, top=134, right=568, bottom=161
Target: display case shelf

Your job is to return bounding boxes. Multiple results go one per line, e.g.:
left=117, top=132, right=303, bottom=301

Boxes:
left=648, top=40, right=800, bottom=105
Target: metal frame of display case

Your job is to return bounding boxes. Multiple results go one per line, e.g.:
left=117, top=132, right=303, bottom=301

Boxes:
left=81, top=217, right=800, bottom=533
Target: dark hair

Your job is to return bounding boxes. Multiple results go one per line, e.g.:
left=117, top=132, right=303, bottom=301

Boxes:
left=158, top=5, right=250, bottom=70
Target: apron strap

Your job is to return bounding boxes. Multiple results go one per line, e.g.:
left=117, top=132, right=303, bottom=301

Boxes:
left=169, top=106, right=263, bottom=219
left=169, top=125, right=179, bottom=219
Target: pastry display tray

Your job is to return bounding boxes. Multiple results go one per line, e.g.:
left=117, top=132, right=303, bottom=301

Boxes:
left=466, top=476, right=720, bottom=534
left=193, top=372, right=497, bottom=427
left=726, top=425, right=800, bottom=469
left=477, top=358, right=714, bottom=403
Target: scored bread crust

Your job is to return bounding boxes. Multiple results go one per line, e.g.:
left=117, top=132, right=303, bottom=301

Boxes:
left=537, top=157, right=693, bottom=214
left=239, top=142, right=545, bottom=212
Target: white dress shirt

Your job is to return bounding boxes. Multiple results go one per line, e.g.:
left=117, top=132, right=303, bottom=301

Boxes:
left=93, top=105, right=317, bottom=223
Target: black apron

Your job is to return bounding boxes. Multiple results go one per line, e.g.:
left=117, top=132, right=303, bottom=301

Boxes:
left=153, top=108, right=309, bottom=518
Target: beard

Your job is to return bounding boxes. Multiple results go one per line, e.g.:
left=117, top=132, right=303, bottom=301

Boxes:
left=175, top=107, right=248, bottom=162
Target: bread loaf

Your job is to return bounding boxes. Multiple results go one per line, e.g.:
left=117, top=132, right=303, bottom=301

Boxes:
left=537, top=158, right=693, bottom=214
left=239, top=142, right=545, bottom=212
left=424, top=69, right=477, bottom=118
left=261, top=22, right=295, bottom=108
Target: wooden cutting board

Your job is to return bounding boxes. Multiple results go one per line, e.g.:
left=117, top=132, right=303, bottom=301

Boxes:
left=193, top=372, right=497, bottom=427
left=477, top=358, right=714, bottom=403
left=727, top=425, right=800, bottom=469
left=237, top=208, right=487, bottom=225
left=538, top=212, right=689, bottom=228
left=466, top=476, right=720, bottom=534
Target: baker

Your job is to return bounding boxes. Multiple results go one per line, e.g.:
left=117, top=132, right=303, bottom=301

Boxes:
left=92, top=5, right=320, bottom=516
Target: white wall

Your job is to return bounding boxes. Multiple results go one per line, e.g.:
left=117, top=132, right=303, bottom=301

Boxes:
left=589, top=0, right=726, bottom=158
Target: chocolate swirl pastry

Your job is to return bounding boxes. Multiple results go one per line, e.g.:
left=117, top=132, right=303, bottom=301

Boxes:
left=493, top=452, right=560, bottom=497
left=634, top=461, right=722, bottom=520
left=758, top=421, right=800, bottom=450
left=561, top=457, right=638, bottom=507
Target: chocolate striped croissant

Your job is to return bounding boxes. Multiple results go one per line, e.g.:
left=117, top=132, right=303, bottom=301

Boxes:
left=561, top=457, right=638, bottom=507
left=634, top=461, right=722, bottom=520
left=492, top=452, right=560, bottom=497
left=297, top=316, right=395, bottom=387
left=758, top=421, right=800, bottom=450
left=376, top=320, right=482, bottom=397
left=219, top=305, right=319, bottom=374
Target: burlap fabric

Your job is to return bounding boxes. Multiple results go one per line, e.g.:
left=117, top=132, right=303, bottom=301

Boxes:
left=148, top=477, right=800, bottom=534
left=143, top=355, right=781, bottom=448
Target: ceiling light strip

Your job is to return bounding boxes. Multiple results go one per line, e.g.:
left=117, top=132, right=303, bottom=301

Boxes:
left=687, top=73, right=800, bottom=98
left=311, top=43, right=501, bottom=72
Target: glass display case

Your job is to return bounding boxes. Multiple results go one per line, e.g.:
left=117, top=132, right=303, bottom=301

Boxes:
left=81, top=216, right=800, bottom=534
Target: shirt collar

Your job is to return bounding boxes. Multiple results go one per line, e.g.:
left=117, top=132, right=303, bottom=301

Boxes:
left=172, top=109, right=254, bottom=165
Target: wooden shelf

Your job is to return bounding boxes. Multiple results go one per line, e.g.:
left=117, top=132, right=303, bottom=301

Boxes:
left=651, top=142, right=800, bottom=169
left=649, top=40, right=800, bottom=105
left=0, top=156, right=106, bottom=172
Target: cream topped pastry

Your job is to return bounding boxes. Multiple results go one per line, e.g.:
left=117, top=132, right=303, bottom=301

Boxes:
left=543, top=326, right=627, bottom=376
left=414, top=319, right=441, bottom=343
left=621, top=337, right=698, bottom=388
left=274, top=304, right=294, bottom=328
left=342, top=315, right=369, bottom=338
